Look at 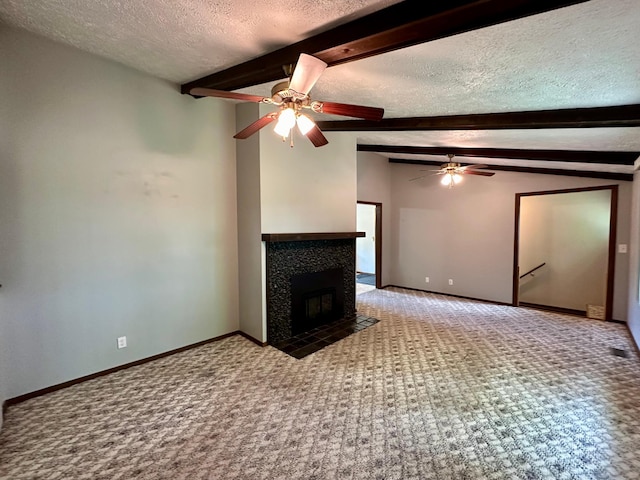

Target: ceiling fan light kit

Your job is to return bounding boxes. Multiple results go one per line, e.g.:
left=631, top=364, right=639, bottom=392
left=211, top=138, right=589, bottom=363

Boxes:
left=411, top=153, right=496, bottom=187
left=296, top=113, right=315, bottom=135
left=191, top=53, right=384, bottom=148
left=441, top=172, right=463, bottom=187
left=273, top=107, right=297, bottom=137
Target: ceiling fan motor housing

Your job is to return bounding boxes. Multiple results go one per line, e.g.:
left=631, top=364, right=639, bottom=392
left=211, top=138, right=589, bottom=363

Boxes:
left=442, top=162, right=461, bottom=170
left=271, top=81, right=308, bottom=104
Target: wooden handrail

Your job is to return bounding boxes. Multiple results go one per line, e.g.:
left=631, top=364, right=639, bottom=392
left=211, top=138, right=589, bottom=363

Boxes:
left=519, top=262, right=546, bottom=279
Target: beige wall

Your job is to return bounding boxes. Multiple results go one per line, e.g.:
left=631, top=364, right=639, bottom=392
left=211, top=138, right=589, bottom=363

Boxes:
left=236, top=103, right=266, bottom=343
left=235, top=103, right=358, bottom=342
left=356, top=152, right=392, bottom=286
left=259, top=109, right=357, bottom=233
left=0, top=27, right=7, bottom=428
left=628, top=168, right=640, bottom=345
left=0, top=28, right=239, bottom=403
left=387, top=163, right=631, bottom=320
left=519, top=190, right=611, bottom=311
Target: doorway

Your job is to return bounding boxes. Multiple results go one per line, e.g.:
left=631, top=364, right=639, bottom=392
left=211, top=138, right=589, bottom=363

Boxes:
left=356, top=201, right=382, bottom=290
left=512, top=185, right=618, bottom=321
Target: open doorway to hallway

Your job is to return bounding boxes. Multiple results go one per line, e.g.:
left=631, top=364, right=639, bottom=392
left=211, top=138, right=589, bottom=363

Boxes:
left=357, top=201, right=382, bottom=293
left=513, top=185, right=618, bottom=321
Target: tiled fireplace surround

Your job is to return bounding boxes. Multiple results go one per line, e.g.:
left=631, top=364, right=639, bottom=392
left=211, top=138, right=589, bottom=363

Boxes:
left=262, top=232, right=379, bottom=357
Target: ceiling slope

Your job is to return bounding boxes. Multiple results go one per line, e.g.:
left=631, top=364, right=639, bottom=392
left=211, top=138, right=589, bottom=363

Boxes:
left=181, top=0, right=589, bottom=94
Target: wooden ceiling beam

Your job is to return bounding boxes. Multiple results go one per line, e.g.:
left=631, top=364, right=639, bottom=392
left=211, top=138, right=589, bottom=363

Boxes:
left=181, top=0, right=588, bottom=94
left=358, top=145, right=640, bottom=165
left=317, top=104, right=640, bottom=131
left=389, top=158, right=633, bottom=181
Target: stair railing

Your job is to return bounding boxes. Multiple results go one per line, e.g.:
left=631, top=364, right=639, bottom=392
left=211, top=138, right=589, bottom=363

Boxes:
left=519, top=262, right=546, bottom=280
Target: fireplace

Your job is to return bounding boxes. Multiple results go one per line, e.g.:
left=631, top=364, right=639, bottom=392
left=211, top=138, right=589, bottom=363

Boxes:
left=262, top=232, right=363, bottom=343
left=291, top=267, right=344, bottom=335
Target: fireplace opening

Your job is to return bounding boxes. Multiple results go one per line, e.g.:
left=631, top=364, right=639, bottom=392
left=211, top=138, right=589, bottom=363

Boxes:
left=305, top=288, right=335, bottom=321
left=291, top=268, right=344, bottom=336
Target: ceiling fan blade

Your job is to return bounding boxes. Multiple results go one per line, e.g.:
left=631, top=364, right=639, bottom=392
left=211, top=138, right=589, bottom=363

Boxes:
left=464, top=170, right=495, bottom=177
left=460, top=164, right=489, bottom=170
left=409, top=174, right=429, bottom=181
left=234, top=113, right=277, bottom=139
left=410, top=169, right=444, bottom=181
left=190, top=87, right=266, bottom=103
left=306, top=126, right=329, bottom=147
left=316, top=101, right=384, bottom=121
left=289, top=54, right=327, bottom=95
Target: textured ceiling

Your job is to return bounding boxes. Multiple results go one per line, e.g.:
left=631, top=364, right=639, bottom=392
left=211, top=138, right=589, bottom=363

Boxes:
left=0, top=0, right=401, bottom=83
left=1, top=0, right=639, bottom=173
left=314, top=0, right=640, bottom=117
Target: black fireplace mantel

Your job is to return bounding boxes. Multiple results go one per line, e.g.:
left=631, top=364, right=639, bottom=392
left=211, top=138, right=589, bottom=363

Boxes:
left=262, top=232, right=365, bottom=242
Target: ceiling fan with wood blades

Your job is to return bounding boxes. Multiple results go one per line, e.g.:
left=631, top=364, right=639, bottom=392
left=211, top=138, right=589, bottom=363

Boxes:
left=410, top=154, right=496, bottom=187
left=190, top=53, right=384, bottom=147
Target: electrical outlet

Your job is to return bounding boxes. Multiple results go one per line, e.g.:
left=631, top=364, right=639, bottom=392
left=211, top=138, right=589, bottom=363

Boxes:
left=619, top=244, right=628, bottom=253
left=117, top=336, right=127, bottom=349
left=448, top=279, right=454, bottom=285
left=425, top=277, right=430, bottom=283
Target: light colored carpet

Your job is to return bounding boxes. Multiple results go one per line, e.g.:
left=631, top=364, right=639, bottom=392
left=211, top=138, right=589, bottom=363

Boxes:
left=1, top=287, right=640, bottom=479
left=356, top=282, right=376, bottom=295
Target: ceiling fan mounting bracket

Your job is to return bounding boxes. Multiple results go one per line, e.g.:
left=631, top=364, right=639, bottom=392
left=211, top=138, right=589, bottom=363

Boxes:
left=282, top=63, right=294, bottom=78
left=441, top=154, right=461, bottom=172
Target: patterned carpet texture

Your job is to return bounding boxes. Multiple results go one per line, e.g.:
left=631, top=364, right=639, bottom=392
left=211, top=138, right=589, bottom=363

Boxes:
left=2, top=287, right=640, bottom=479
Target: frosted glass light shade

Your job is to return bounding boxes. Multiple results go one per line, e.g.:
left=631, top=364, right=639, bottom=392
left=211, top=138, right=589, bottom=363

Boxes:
left=297, top=114, right=315, bottom=135
left=279, top=108, right=296, bottom=129
left=274, top=108, right=296, bottom=137
left=274, top=120, right=291, bottom=137
left=441, top=172, right=463, bottom=187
